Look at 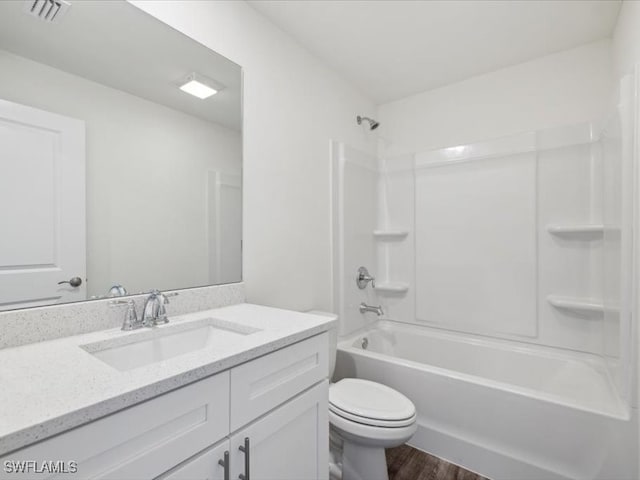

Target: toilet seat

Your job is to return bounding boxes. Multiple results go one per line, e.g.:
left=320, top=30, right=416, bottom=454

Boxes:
left=329, top=408, right=417, bottom=447
left=329, top=379, right=416, bottom=428
left=330, top=403, right=416, bottom=428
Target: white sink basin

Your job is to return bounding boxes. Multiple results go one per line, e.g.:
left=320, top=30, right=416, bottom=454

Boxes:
left=81, top=318, right=261, bottom=372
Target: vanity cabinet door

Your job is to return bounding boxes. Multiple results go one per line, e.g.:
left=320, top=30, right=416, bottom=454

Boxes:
left=157, top=440, right=230, bottom=480
left=230, top=381, right=328, bottom=480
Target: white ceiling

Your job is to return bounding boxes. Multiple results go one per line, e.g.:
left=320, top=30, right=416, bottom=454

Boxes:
left=0, top=1, right=241, bottom=130
left=248, top=0, right=622, bottom=104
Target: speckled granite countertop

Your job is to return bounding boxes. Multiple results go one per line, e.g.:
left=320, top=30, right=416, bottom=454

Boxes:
left=0, top=303, right=336, bottom=456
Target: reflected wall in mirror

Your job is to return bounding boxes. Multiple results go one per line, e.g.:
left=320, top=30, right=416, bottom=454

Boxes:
left=0, top=0, right=242, bottom=310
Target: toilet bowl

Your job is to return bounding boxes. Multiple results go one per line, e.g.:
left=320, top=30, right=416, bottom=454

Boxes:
left=330, top=378, right=417, bottom=480
left=308, top=311, right=417, bottom=480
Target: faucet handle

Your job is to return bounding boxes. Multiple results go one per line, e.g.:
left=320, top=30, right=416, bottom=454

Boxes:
left=156, top=291, right=178, bottom=323
left=161, top=291, right=179, bottom=303
left=110, top=299, right=140, bottom=331
left=356, top=266, right=376, bottom=289
left=148, top=290, right=178, bottom=301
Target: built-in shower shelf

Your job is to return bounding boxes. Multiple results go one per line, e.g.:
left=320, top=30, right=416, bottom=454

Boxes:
left=373, top=229, right=409, bottom=240
left=546, top=224, right=604, bottom=235
left=375, top=282, right=409, bottom=294
left=547, top=295, right=604, bottom=314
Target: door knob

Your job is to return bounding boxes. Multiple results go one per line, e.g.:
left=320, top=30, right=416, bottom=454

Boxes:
left=58, top=277, right=82, bottom=287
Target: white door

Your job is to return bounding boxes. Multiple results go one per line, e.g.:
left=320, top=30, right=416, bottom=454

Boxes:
left=0, top=99, right=86, bottom=310
left=159, top=440, right=230, bottom=480
left=230, top=381, right=329, bottom=480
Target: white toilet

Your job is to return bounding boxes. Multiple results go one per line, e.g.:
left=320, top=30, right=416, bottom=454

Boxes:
left=311, top=312, right=417, bottom=480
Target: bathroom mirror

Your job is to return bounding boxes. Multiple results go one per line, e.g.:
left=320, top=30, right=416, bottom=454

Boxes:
left=0, top=0, right=242, bottom=310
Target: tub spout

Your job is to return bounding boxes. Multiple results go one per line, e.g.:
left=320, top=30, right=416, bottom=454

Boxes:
left=359, top=302, right=383, bottom=316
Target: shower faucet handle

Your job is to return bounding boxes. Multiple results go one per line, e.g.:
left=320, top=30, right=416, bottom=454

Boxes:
left=356, top=266, right=376, bottom=289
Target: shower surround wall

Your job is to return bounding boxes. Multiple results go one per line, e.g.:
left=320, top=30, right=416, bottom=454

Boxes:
left=380, top=126, right=608, bottom=351
left=377, top=116, right=634, bottom=385
left=375, top=39, right=619, bottom=350
left=331, top=142, right=379, bottom=336
left=332, top=39, right=638, bottom=479
left=332, top=109, right=637, bottom=478
left=373, top=38, right=638, bottom=400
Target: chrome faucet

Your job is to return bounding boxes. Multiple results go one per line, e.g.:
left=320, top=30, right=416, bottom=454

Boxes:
left=359, top=302, right=383, bottom=316
left=142, top=290, right=178, bottom=326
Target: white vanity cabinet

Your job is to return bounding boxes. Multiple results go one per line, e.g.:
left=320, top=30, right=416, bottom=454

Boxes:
left=162, top=381, right=328, bottom=480
left=0, top=332, right=329, bottom=480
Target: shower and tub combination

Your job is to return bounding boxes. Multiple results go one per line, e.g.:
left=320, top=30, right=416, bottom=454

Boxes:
left=333, top=77, right=639, bottom=480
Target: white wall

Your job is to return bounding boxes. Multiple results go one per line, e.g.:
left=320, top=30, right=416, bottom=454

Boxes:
left=378, top=39, right=613, bottom=156
left=0, top=49, right=241, bottom=297
left=130, top=1, right=377, bottom=312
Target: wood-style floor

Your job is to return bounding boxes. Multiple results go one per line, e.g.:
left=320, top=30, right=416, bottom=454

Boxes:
left=386, top=445, right=489, bottom=480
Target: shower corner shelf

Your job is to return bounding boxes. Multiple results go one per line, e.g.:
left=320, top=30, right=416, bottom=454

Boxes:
left=374, top=282, right=409, bottom=294
left=547, top=295, right=604, bottom=315
left=373, top=229, right=409, bottom=241
left=546, top=224, right=604, bottom=235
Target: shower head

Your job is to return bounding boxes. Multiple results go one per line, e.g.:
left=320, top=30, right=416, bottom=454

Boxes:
left=357, top=115, right=380, bottom=130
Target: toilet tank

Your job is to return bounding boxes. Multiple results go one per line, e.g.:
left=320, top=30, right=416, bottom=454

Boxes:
left=306, top=310, right=338, bottom=380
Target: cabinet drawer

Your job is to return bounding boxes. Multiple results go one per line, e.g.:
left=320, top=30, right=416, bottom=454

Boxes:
left=0, top=372, right=230, bottom=480
left=230, top=333, right=328, bottom=430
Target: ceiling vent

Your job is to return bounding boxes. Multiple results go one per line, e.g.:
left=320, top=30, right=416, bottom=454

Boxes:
left=23, top=0, right=71, bottom=23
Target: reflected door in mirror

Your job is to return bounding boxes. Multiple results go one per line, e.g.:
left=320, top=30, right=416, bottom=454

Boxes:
left=0, top=99, right=86, bottom=310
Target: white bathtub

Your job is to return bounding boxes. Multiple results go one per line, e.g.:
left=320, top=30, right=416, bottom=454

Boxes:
left=334, top=320, right=637, bottom=480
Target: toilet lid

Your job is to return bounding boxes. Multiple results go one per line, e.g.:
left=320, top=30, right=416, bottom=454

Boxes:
left=329, top=379, right=416, bottom=427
